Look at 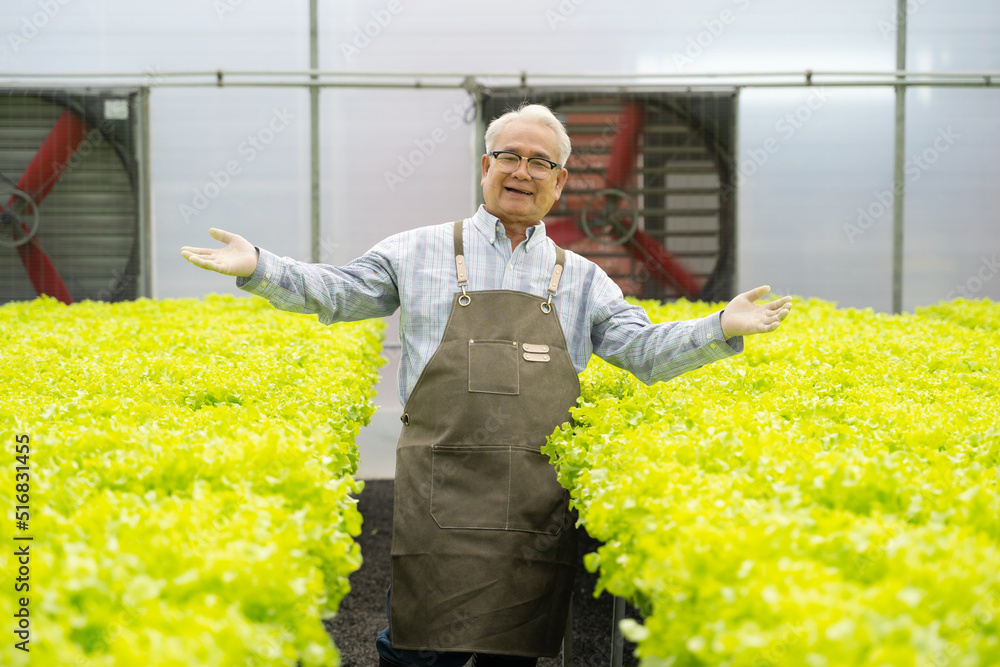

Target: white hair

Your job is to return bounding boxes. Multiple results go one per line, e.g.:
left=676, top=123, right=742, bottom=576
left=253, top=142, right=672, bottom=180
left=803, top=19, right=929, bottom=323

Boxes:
left=484, top=103, right=572, bottom=166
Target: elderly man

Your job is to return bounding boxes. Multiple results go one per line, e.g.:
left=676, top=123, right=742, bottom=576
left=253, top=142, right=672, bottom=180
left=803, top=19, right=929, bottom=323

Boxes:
left=182, top=103, right=791, bottom=667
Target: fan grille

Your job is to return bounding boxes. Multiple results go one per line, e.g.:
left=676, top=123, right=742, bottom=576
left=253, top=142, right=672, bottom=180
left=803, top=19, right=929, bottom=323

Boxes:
left=481, top=90, right=737, bottom=302
left=0, top=91, right=140, bottom=303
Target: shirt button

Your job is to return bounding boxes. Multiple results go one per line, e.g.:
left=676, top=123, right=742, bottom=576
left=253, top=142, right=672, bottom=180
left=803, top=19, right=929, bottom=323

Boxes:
left=265, top=272, right=272, bottom=279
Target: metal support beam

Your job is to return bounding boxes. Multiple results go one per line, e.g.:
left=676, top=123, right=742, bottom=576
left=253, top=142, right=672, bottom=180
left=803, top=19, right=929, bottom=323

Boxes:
left=309, top=0, right=321, bottom=263
left=4, top=69, right=999, bottom=90
left=611, top=596, right=625, bottom=667
left=892, top=0, right=908, bottom=314
left=136, top=86, right=153, bottom=298
left=562, top=594, right=574, bottom=666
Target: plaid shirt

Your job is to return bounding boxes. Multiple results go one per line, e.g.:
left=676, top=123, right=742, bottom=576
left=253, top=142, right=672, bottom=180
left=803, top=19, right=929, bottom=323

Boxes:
left=238, top=206, right=742, bottom=404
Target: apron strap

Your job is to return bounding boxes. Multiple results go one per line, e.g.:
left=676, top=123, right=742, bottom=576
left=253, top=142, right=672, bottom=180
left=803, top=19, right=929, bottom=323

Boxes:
left=453, top=220, right=468, bottom=285
left=541, top=244, right=566, bottom=314
left=548, top=246, right=565, bottom=295
left=453, top=221, right=470, bottom=305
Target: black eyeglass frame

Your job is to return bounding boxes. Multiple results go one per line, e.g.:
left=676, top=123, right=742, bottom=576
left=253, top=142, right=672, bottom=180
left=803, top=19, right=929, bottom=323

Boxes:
left=487, top=151, right=563, bottom=179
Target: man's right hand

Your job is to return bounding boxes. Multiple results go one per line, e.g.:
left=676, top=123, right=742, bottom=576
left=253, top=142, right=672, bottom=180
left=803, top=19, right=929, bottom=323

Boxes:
left=181, top=228, right=258, bottom=278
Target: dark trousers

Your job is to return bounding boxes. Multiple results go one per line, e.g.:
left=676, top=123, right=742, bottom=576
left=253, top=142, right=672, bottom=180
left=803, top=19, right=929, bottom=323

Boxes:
left=376, top=589, right=539, bottom=667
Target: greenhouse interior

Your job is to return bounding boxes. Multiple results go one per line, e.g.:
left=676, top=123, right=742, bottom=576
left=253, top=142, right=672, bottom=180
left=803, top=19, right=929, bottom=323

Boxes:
left=1, top=0, right=998, bottom=665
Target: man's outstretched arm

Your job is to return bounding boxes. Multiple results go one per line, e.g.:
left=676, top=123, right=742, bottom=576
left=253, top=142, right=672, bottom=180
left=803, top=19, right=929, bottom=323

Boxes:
left=592, top=277, right=794, bottom=385
left=181, top=227, right=400, bottom=324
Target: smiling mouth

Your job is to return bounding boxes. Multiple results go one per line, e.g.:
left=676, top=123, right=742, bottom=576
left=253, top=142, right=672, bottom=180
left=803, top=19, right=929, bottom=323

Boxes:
left=505, top=186, right=533, bottom=196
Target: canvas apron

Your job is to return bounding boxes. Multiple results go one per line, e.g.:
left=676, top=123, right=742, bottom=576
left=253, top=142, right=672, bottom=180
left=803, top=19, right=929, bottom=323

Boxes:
left=388, top=221, right=581, bottom=658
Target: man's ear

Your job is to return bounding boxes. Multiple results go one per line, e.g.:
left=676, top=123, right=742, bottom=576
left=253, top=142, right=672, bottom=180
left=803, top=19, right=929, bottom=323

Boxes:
left=480, top=153, right=490, bottom=187
left=552, top=167, right=569, bottom=200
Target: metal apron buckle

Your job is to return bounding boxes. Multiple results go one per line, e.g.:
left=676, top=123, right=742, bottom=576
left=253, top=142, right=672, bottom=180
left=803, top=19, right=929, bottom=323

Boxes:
left=541, top=293, right=553, bottom=313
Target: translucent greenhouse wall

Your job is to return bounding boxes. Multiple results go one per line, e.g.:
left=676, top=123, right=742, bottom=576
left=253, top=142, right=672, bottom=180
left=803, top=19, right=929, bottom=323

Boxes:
left=6, top=0, right=997, bottom=313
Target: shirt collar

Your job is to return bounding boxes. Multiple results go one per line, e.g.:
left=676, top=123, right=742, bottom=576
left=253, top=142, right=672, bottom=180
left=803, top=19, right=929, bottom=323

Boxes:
left=473, top=205, right=549, bottom=251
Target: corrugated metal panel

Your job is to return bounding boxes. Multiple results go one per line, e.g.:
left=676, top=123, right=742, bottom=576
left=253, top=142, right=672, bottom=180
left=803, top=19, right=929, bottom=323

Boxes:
left=0, top=90, right=140, bottom=304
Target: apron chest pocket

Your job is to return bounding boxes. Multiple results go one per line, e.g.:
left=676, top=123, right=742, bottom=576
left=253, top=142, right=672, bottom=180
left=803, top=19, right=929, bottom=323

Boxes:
left=430, top=444, right=566, bottom=535
left=468, top=339, right=519, bottom=395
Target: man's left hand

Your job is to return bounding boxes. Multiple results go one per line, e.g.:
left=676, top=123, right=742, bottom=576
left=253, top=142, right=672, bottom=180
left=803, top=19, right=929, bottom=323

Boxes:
left=720, top=285, right=792, bottom=338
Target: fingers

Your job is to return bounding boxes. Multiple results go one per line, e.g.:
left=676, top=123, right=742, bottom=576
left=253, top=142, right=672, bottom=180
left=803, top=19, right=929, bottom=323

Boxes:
left=180, top=244, right=226, bottom=273
left=181, top=251, right=213, bottom=271
left=743, top=285, right=771, bottom=301
left=209, top=227, right=233, bottom=244
left=756, top=303, right=790, bottom=333
left=181, top=228, right=230, bottom=264
left=766, top=296, right=793, bottom=312
left=181, top=229, right=234, bottom=273
left=180, top=246, right=214, bottom=256
left=726, top=288, right=792, bottom=337
left=181, top=229, right=236, bottom=250
left=764, top=305, right=790, bottom=325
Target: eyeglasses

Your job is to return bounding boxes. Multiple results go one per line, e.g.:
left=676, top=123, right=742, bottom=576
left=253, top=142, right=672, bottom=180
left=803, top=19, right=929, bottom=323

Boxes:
left=488, top=151, right=562, bottom=180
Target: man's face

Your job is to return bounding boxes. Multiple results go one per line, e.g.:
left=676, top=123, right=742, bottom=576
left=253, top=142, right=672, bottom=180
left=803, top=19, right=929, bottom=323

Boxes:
left=481, top=119, right=569, bottom=228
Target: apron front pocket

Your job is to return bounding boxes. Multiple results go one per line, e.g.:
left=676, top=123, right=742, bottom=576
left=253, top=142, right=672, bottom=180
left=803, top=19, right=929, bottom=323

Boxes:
left=430, top=444, right=566, bottom=535
left=505, top=446, right=567, bottom=535
left=468, top=339, right=519, bottom=395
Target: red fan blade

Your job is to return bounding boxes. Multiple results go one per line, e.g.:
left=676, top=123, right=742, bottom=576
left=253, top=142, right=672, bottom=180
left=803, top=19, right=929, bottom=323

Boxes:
left=605, top=103, right=645, bottom=189
left=543, top=216, right=587, bottom=246
left=557, top=102, right=703, bottom=300
left=9, top=110, right=91, bottom=209
left=3, top=110, right=90, bottom=304
left=625, top=229, right=705, bottom=299
left=16, top=239, right=74, bottom=304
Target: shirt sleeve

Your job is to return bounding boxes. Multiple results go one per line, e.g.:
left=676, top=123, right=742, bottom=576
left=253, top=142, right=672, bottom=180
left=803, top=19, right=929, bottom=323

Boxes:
left=588, top=268, right=743, bottom=384
left=235, top=235, right=401, bottom=325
